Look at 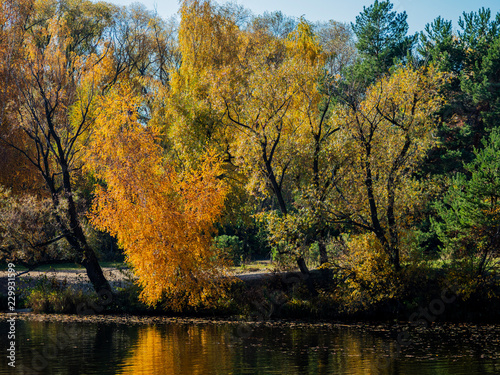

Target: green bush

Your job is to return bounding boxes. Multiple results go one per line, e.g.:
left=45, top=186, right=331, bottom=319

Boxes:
left=213, top=235, right=245, bottom=266
left=110, top=284, right=153, bottom=314
left=25, top=276, right=95, bottom=314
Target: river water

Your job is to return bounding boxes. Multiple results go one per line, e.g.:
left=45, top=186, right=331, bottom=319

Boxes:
left=1, top=317, right=499, bottom=374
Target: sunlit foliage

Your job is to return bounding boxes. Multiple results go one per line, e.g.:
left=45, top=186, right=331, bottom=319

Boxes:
left=328, top=65, right=447, bottom=269
left=85, top=85, right=229, bottom=308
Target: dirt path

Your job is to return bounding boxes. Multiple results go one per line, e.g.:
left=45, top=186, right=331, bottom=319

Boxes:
left=0, top=267, right=277, bottom=295
left=0, top=267, right=136, bottom=294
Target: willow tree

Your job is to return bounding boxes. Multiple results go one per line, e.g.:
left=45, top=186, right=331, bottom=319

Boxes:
left=85, top=85, right=229, bottom=309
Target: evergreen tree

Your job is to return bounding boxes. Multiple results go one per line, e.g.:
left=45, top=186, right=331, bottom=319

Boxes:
left=418, top=16, right=464, bottom=73
left=433, top=129, right=500, bottom=273
left=351, top=0, right=416, bottom=77
left=419, top=9, right=500, bottom=177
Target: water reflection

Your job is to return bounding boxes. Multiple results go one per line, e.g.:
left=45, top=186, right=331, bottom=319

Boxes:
left=0, top=318, right=499, bottom=374
left=119, top=324, right=234, bottom=374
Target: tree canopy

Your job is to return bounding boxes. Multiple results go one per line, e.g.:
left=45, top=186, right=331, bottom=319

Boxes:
left=1, top=0, right=499, bottom=309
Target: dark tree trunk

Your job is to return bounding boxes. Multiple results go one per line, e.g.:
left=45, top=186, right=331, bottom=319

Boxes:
left=318, top=240, right=328, bottom=265
left=384, top=135, right=411, bottom=272
left=297, top=256, right=310, bottom=275
left=65, top=213, right=112, bottom=294
left=263, top=151, right=287, bottom=215
left=80, top=245, right=112, bottom=293
left=363, top=146, right=402, bottom=270
left=56, top=209, right=112, bottom=294
left=55, top=119, right=111, bottom=294
left=297, top=256, right=318, bottom=296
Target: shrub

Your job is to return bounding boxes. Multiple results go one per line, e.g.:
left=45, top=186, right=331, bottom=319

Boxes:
left=25, top=276, right=95, bottom=314
left=336, top=233, right=402, bottom=313
left=212, top=235, right=245, bottom=266
left=442, top=259, right=499, bottom=301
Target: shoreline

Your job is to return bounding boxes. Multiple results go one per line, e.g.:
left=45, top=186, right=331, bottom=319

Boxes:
left=2, top=267, right=500, bottom=325
left=1, top=311, right=500, bottom=327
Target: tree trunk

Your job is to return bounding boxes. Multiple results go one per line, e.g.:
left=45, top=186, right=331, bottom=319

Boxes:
left=364, top=148, right=401, bottom=270
left=297, top=256, right=318, bottom=296
left=57, top=215, right=112, bottom=294
left=297, top=256, right=310, bottom=275
left=57, top=136, right=112, bottom=294
left=264, top=158, right=287, bottom=215
left=318, top=240, right=328, bottom=265
left=65, top=207, right=112, bottom=294
left=391, top=248, right=401, bottom=272
left=80, top=245, right=112, bottom=293
left=385, top=136, right=411, bottom=272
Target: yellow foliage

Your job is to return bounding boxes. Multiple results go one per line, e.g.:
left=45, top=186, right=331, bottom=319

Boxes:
left=84, top=84, right=230, bottom=309
left=443, top=260, right=498, bottom=301
left=339, top=233, right=402, bottom=310
left=158, top=0, right=240, bottom=166
left=328, top=65, right=448, bottom=267
left=286, top=18, right=323, bottom=65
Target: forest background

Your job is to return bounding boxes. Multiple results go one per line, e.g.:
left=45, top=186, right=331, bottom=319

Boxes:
left=1, top=0, right=500, bottom=317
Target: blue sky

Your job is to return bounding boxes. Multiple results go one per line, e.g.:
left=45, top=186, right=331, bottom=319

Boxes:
left=107, top=0, right=500, bottom=34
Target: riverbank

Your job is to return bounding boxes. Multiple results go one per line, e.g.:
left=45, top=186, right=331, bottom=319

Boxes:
left=0, top=264, right=272, bottom=294
left=1, top=263, right=500, bottom=323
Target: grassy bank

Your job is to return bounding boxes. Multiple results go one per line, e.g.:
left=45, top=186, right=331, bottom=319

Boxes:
left=3, top=260, right=499, bottom=323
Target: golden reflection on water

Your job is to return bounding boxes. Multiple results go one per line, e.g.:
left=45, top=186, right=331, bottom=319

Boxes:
left=1, top=319, right=499, bottom=374
left=118, top=324, right=233, bottom=375
left=116, top=323, right=400, bottom=375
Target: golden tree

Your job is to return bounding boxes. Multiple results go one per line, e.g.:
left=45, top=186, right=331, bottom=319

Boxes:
left=209, top=19, right=326, bottom=215
left=85, top=84, right=229, bottom=308
left=0, top=0, right=116, bottom=292
left=329, top=65, right=447, bottom=270
left=0, top=0, right=44, bottom=193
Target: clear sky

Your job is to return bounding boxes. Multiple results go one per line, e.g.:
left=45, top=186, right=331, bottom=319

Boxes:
left=107, top=0, right=500, bottom=34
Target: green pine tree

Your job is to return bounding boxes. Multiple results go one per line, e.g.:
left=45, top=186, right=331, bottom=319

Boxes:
left=433, top=128, right=500, bottom=273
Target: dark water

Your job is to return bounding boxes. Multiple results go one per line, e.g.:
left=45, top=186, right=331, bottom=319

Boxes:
left=1, top=318, right=499, bottom=374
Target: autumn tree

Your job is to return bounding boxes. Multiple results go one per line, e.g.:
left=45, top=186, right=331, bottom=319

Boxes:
left=84, top=84, right=229, bottom=308
left=0, top=0, right=116, bottom=293
left=213, top=36, right=298, bottom=216
left=278, top=20, right=341, bottom=265
left=0, top=0, right=45, bottom=193
left=326, top=65, right=447, bottom=270
left=158, top=0, right=238, bottom=165
left=173, top=5, right=340, bottom=268
left=207, top=17, right=345, bottom=268
left=167, top=2, right=327, bottom=268
left=315, top=20, right=356, bottom=76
